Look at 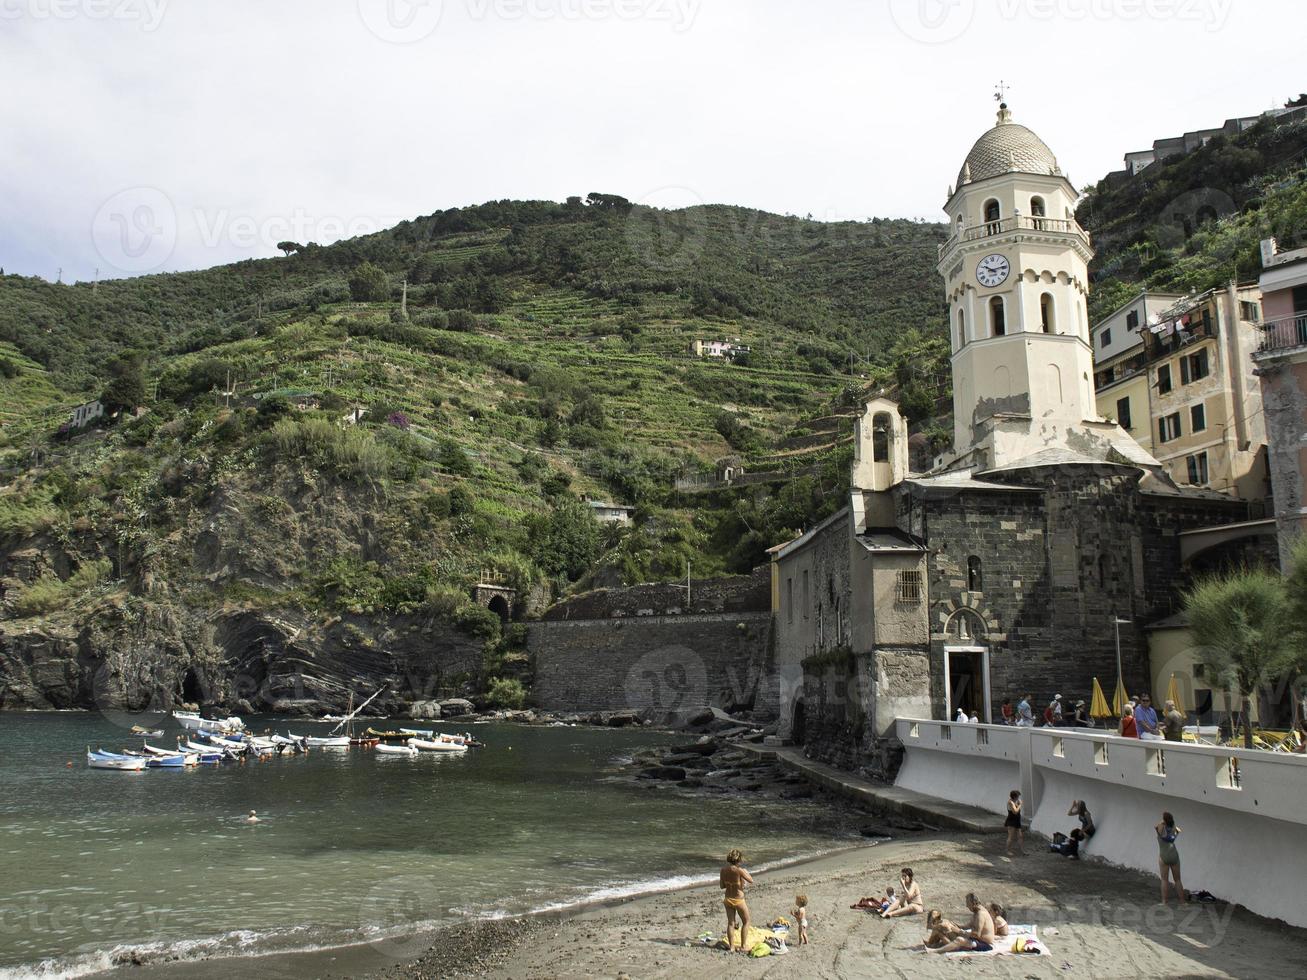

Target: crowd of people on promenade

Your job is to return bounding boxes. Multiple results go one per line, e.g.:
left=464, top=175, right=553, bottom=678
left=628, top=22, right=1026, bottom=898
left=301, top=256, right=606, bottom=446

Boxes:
left=954, top=692, right=1193, bottom=741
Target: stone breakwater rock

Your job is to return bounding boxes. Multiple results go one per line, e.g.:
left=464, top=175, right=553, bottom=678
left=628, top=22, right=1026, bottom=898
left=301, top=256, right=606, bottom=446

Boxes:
left=404, top=700, right=442, bottom=720
left=438, top=698, right=476, bottom=717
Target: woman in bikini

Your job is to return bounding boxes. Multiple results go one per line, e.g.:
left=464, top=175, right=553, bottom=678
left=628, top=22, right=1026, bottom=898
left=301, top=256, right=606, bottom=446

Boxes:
left=881, top=868, right=923, bottom=918
left=1156, top=812, right=1185, bottom=905
left=719, top=848, right=754, bottom=952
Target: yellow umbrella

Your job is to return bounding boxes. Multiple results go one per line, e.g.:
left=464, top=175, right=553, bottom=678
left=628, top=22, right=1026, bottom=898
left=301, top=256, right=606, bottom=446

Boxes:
left=1090, top=677, right=1113, bottom=720
left=1113, top=678, right=1130, bottom=718
left=1167, top=673, right=1185, bottom=716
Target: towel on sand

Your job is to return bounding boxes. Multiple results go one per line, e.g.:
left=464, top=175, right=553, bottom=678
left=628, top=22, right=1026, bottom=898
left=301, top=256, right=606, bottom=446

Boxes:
left=923, top=925, right=1046, bottom=957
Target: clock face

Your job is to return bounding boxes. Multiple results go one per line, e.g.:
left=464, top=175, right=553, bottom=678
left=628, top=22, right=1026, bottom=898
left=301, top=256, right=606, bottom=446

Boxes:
left=976, top=253, right=1010, bottom=288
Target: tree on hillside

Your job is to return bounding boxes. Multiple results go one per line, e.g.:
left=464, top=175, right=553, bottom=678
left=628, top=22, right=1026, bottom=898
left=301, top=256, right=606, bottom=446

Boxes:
left=527, top=498, right=601, bottom=582
left=1185, top=568, right=1294, bottom=747
left=101, top=351, right=146, bottom=413
left=348, top=262, right=391, bottom=302
left=277, top=241, right=303, bottom=257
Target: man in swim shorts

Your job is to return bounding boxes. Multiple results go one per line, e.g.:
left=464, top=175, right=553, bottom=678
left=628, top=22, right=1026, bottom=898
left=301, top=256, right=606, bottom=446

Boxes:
left=928, top=893, right=997, bottom=953
left=719, top=848, right=754, bottom=953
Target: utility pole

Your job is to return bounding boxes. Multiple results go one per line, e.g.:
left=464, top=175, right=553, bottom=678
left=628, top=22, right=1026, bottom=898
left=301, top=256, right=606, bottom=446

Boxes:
left=56, top=267, right=62, bottom=284
left=1113, top=615, right=1132, bottom=711
left=401, top=279, right=408, bottom=319
left=93, top=268, right=99, bottom=293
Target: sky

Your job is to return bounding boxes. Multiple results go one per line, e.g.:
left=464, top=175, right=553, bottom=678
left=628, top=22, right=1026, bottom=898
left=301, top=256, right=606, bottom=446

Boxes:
left=2, top=0, right=1305, bottom=282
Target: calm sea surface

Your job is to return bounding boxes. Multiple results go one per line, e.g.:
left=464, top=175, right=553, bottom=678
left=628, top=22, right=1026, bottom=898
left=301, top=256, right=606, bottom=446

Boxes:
left=0, top=712, right=858, bottom=977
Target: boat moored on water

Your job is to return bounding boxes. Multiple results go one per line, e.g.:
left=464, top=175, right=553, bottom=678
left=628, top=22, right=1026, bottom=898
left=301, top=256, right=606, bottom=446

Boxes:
left=86, top=749, right=147, bottom=771
left=298, top=734, right=351, bottom=748
left=375, top=742, right=418, bottom=756
left=173, top=711, right=245, bottom=734
left=366, top=728, right=415, bottom=744
left=130, top=725, right=165, bottom=738
left=410, top=737, right=467, bottom=753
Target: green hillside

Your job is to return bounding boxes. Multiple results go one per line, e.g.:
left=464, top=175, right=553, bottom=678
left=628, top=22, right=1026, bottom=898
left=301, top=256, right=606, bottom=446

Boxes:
left=0, top=196, right=951, bottom=660
left=1078, top=111, right=1307, bottom=320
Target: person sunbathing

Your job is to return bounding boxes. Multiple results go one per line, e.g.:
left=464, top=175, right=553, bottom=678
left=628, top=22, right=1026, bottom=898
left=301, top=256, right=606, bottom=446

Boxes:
left=923, top=909, right=963, bottom=949
left=988, top=903, right=1009, bottom=937
left=881, top=869, right=923, bottom=918
left=851, top=886, right=894, bottom=912
left=719, top=849, right=754, bottom=953
left=928, top=894, right=997, bottom=954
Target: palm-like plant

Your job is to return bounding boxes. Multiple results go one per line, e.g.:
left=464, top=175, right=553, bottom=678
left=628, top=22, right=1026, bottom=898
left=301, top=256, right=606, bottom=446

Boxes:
left=1185, top=568, right=1293, bottom=748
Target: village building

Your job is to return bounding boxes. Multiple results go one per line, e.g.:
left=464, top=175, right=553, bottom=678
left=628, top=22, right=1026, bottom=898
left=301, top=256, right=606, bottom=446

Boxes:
left=1090, top=290, right=1185, bottom=455
left=1253, top=235, right=1307, bottom=569
left=770, top=104, right=1256, bottom=768
left=689, top=339, right=750, bottom=360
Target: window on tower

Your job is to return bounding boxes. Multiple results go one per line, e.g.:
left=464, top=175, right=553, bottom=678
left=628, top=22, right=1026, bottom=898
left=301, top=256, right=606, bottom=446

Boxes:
left=1030, top=196, right=1046, bottom=216
left=983, top=199, right=1001, bottom=234
left=1040, top=293, right=1056, bottom=333
left=990, top=297, right=1006, bottom=337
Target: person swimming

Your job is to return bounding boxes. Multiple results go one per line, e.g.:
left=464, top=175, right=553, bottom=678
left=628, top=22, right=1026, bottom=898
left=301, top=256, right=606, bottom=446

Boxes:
left=719, top=848, right=754, bottom=953
left=245, top=809, right=260, bottom=824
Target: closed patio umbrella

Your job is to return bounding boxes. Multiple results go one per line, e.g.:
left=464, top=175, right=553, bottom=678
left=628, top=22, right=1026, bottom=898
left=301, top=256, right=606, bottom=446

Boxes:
left=1090, top=677, right=1113, bottom=721
left=1167, top=674, right=1185, bottom=716
left=1113, top=678, right=1130, bottom=718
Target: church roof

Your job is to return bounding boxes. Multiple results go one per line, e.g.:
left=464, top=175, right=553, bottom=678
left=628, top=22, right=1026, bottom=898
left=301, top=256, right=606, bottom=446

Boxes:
left=957, top=105, right=1063, bottom=188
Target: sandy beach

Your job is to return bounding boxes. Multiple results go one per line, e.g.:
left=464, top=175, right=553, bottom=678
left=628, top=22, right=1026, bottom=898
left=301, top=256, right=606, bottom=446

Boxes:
left=116, top=832, right=1307, bottom=979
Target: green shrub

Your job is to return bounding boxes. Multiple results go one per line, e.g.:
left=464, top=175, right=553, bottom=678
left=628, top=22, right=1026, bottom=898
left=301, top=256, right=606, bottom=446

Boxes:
left=266, top=417, right=395, bottom=481
left=348, top=262, right=391, bottom=302
left=484, top=677, right=526, bottom=710
left=9, top=558, right=111, bottom=617
left=0, top=491, right=59, bottom=540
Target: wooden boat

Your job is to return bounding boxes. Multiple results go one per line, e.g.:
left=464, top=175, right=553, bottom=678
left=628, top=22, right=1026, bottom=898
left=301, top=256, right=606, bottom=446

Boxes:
left=410, top=737, right=467, bottom=754
left=365, top=728, right=415, bottom=743
left=184, top=739, right=237, bottom=761
left=145, top=753, right=190, bottom=768
left=400, top=728, right=434, bottom=739
left=375, top=742, right=418, bottom=756
left=87, top=749, right=147, bottom=771
left=350, top=736, right=380, bottom=748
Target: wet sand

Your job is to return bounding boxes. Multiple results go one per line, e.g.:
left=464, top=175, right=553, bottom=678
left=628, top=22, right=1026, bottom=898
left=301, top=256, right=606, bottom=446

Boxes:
left=113, top=834, right=1307, bottom=979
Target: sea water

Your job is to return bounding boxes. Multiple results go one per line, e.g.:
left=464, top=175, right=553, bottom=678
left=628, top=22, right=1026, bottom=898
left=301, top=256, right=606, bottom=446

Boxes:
left=0, top=712, right=859, bottom=976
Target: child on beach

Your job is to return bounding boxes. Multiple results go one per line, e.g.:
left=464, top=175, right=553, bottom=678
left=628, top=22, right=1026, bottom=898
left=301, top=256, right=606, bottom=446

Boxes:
left=923, top=909, right=963, bottom=949
left=792, top=894, right=809, bottom=945
left=719, top=849, right=754, bottom=953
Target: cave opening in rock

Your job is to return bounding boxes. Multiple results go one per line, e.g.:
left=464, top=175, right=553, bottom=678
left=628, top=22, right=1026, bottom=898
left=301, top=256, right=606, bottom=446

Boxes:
left=182, top=668, right=204, bottom=705
left=488, top=594, right=511, bottom=626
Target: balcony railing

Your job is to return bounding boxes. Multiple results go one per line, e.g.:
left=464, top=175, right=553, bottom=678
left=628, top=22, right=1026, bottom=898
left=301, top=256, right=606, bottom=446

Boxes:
left=1256, top=313, right=1307, bottom=355
left=939, top=214, right=1089, bottom=256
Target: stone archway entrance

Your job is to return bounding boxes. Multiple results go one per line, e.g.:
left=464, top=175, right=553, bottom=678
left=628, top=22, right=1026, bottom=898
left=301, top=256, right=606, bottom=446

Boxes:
left=473, top=577, right=516, bottom=625
left=487, top=594, right=510, bottom=626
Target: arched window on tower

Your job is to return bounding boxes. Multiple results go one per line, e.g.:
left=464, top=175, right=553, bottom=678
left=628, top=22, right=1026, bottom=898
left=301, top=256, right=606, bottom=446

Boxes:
left=990, top=296, right=1006, bottom=337
left=872, top=412, right=891, bottom=462
left=1040, top=292, right=1056, bottom=334
left=1030, top=195, right=1046, bottom=230
left=957, top=309, right=966, bottom=348
left=967, top=556, right=983, bottom=593
left=983, top=199, right=1001, bottom=234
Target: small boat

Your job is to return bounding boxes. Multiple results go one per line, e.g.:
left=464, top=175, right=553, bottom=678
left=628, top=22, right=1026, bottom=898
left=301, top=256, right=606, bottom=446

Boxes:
left=350, top=736, right=380, bottom=748
left=366, top=728, right=414, bottom=744
left=184, top=739, right=237, bottom=761
left=298, top=734, right=351, bottom=748
left=410, top=737, right=467, bottom=754
left=145, top=753, right=190, bottom=768
left=270, top=734, right=308, bottom=753
left=375, top=742, right=418, bottom=756
left=400, top=728, right=434, bottom=739
left=173, top=711, right=245, bottom=734
left=130, top=725, right=165, bottom=738
left=87, top=749, right=147, bottom=771
left=141, top=745, right=199, bottom=766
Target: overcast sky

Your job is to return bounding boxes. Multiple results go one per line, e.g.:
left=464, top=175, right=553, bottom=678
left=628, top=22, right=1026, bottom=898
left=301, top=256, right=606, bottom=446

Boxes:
left=2, top=0, right=1304, bottom=282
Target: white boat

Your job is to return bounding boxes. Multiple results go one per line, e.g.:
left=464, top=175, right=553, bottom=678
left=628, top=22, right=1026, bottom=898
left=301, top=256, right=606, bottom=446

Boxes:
left=142, top=745, right=199, bottom=765
left=300, top=735, right=351, bottom=748
left=375, top=742, right=417, bottom=756
left=87, top=749, right=147, bottom=771
left=184, top=739, right=237, bottom=760
left=173, top=711, right=245, bottom=734
left=410, top=737, right=467, bottom=753
left=400, top=728, right=434, bottom=738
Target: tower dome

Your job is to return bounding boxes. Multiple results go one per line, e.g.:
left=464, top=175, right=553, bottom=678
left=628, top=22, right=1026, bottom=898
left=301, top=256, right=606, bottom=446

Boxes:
left=957, top=104, right=1062, bottom=187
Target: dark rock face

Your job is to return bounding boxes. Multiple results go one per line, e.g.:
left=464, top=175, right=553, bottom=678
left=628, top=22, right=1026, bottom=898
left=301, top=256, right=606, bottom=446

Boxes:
left=0, top=606, right=485, bottom=714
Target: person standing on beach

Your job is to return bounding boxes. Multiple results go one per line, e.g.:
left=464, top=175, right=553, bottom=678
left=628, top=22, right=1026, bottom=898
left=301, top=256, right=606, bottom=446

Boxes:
left=1004, top=790, right=1024, bottom=855
left=1156, top=812, right=1185, bottom=904
left=719, top=849, right=754, bottom=953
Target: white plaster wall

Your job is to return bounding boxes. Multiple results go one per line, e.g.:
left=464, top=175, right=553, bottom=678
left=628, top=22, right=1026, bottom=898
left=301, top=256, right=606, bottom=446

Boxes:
left=896, top=719, right=1307, bottom=929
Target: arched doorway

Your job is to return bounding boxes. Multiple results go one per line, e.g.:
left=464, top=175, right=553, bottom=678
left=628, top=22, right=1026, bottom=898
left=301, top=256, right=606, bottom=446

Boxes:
left=943, top=610, right=991, bottom=722
left=488, top=594, right=510, bottom=626
left=790, top=699, right=807, bottom=746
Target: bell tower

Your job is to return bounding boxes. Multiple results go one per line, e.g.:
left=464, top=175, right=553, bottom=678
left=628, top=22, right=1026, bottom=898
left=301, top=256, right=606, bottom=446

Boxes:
left=938, top=101, right=1100, bottom=468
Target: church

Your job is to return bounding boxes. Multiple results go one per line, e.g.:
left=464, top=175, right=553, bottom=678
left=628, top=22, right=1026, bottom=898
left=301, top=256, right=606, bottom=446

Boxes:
left=770, top=103, right=1250, bottom=772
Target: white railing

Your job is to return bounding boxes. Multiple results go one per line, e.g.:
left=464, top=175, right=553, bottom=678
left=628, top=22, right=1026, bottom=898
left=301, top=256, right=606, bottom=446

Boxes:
left=939, top=215, right=1089, bottom=256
